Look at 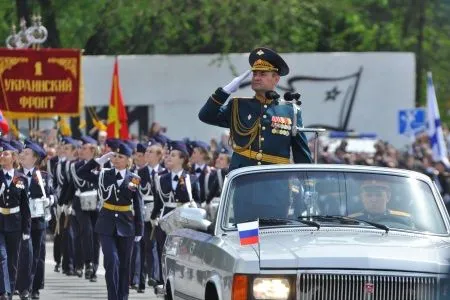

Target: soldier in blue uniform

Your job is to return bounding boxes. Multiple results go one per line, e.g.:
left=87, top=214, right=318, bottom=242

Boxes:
left=77, top=141, right=144, bottom=300
left=137, top=140, right=165, bottom=292
left=0, top=141, right=31, bottom=300
left=189, top=141, right=217, bottom=205
left=198, top=47, right=312, bottom=170
left=16, top=140, right=53, bottom=300
left=56, top=137, right=78, bottom=276
left=70, top=136, right=101, bottom=282
left=129, top=142, right=147, bottom=291
left=150, top=141, right=200, bottom=290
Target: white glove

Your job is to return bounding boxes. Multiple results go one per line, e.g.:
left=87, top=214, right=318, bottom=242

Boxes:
left=223, top=70, right=251, bottom=94
left=43, top=197, right=50, bottom=207
left=150, top=218, right=159, bottom=227
left=95, top=152, right=115, bottom=165
left=134, top=236, right=142, bottom=242
left=200, top=202, right=206, bottom=208
left=182, top=201, right=198, bottom=208
left=56, top=204, right=63, bottom=219
left=22, top=234, right=30, bottom=240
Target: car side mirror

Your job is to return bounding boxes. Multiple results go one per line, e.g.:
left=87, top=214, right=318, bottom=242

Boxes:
left=159, top=207, right=212, bottom=234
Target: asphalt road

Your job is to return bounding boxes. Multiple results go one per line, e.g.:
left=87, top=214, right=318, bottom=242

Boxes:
left=12, top=241, right=161, bottom=300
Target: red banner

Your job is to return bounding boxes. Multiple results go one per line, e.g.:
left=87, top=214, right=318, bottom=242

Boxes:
left=0, top=48, right=81, bottom=118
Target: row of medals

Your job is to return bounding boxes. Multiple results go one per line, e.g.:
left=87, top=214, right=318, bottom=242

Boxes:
left=271, top=116, right=292, bottom=136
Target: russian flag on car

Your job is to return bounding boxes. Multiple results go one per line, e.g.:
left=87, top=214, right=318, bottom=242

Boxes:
left=237, top=220, right=259, bottom=246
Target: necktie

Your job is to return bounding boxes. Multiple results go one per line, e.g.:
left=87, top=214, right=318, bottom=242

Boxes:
left=195, top=168, right=202, bottom=173
left=116, top=172, right=123, bottom=180
left=27, top=171, right=32, bottom=177
left=5, top=173, right=11, bottom=180
left=151, top=169, right=156, bottom=177
left=173, top=175, right=179, bottom=182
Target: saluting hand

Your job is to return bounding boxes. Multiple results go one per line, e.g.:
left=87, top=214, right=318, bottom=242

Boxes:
left=223, top=70, right=252, bottom=94
left=95, top=151, right=115, bottom=165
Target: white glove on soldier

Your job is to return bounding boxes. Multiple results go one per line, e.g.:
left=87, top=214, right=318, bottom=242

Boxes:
left=150, top=218, right=159, bottom=227
left=43, top=197, right=50, bottom=207
left=95, top=152, right=115, bottom=165
left=134, top=236, right=142, bottom=242
left=22, top=234, right=30, bottom=240
left=223, top=70, right=251, bottom=94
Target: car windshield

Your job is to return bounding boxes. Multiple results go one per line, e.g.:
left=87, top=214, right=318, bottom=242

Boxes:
left=223, top=170, right=448, bottom=234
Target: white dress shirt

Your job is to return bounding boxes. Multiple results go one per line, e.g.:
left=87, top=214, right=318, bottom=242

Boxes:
left=23, top=167, right=34, bottom=186
left=3, top=169, right=14, bottom=186
left=116, top=169, right=126, bottom=187
left=171, top=170, right=183, bottom=191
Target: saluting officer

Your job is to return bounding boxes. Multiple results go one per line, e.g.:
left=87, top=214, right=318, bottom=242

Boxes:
left=0, top=141, right=31, bottom=300
left=16, top=140, right=53, bottom=300
left=198, top=47, right=312, bottom=170
left=70, top=136, right=101, bottom=282
left=150, top=141, right=200, bottom=289
left=77, top=141, right=144, bottom=300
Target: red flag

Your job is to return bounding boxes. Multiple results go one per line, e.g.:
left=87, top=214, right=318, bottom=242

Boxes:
left=107, top=58, right=129, bottom=139
left=0, top=109, right=9, bottom=134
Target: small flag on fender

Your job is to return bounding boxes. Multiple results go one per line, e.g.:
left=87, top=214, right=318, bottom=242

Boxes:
left=237, top=220, right=259, bottom=246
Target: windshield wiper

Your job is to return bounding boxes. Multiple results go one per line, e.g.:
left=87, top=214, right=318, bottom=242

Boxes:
left=298, top=215, right=389, bottom=233
left=235, top=218, right=320, bottom=229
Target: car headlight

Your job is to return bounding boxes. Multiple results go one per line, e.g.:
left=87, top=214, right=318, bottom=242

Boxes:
left=253, top=277, right=290, bottom=300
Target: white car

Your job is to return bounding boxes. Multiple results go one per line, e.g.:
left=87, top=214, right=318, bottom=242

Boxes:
left=159, top=164, right=450, bottom=300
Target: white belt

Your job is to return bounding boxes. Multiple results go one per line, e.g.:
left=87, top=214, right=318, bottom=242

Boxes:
left=142, top=195, right=154, bottom=203
left=164, top=202, right=182, bottom=208
left=0, top=206, right=20, bottom=215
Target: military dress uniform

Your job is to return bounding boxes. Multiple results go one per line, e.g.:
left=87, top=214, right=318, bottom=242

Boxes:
left=70, top=138, right=101, bottom=282
left=0, top=143, right=31, bottom=299
left=137, top=161, right=165, bottom=290
left=151, top=141, right=200, bottom=285
left=16, top=140, right=54, bottom=300
left=56, top=138, right=77, bottom=276
left=198, top=47, right=312, bottom=170
left=77, top=142, right=144, bottom=300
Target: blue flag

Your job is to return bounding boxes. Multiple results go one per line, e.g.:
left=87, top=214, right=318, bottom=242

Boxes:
left=426, top=72, right=449, bottom=166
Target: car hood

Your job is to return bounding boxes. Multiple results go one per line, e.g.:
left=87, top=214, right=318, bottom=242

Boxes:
left=226, top=229, right=450, bottom=273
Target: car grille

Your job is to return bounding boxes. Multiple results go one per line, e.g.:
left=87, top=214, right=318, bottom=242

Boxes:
left=297, top=273, right=437, bottom=300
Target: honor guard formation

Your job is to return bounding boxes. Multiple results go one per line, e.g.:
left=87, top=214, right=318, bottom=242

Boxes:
left=0, top=47, right=313, bottom=300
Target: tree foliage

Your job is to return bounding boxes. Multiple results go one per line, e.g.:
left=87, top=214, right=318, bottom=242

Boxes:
left=1, top=0, right=450, bottom=120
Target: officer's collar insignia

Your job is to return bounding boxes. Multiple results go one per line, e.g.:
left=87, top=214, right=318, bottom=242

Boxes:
left=255, top=94, right=273, bottom=105
left=256, top=49, right=264, bottom=55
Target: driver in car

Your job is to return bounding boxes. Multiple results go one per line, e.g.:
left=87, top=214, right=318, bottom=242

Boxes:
left=349, top=180, right=414, bottom=227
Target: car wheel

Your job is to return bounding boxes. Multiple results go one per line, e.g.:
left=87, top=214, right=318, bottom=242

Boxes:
left=165, top=282, right=173, bottom=300
left=205, top=282, right=219, bottom=300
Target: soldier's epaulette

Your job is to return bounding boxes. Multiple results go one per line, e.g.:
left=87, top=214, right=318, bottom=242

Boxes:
left=348, top=212, right=364, bottom=218
left=389, top=210, right=411, bottom=217
left=291, top=185, right=300, bottom=193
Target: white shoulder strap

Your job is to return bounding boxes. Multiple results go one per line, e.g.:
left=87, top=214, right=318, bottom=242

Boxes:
left=35, top=170, right=47, bottom=199
left=291, top=102, right=299, bottom=136
left=184, top=175, right=193, bottom=202
left=217, top=169, right=224, bottom=189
